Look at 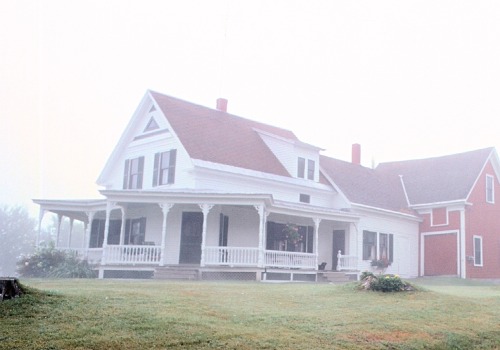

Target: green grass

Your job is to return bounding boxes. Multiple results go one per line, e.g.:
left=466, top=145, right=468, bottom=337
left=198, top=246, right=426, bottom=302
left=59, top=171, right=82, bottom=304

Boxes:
left=1, top=278, right=499, bottom=349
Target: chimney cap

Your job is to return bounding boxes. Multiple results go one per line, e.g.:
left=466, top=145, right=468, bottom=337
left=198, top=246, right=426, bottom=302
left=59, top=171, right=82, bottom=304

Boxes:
left=216, top=98, right=228, bottom=112
left=352, top=143, right=361, bottom=165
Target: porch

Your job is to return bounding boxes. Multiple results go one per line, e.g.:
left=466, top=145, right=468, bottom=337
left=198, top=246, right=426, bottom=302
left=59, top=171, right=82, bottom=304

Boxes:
left=34, top=193, right=362, bottom=280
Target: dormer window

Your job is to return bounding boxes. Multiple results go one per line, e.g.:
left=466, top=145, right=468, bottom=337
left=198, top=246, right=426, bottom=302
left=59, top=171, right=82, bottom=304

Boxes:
left=297, top=157, right=306, bottom=178
left=307, top=160, right=315, bottom=180
left=486, top=174, right=494, bottom=203
left=297, top=157, right=315, bottom=180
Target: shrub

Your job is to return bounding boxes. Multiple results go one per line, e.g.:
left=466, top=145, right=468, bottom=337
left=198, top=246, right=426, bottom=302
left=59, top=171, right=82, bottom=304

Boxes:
left=359, top=272, right=414, bottom=292
left=17, top=242, right=96, bottom=278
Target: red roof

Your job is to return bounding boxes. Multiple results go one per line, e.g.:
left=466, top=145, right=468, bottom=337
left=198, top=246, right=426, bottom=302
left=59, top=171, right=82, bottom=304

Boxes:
left=150, top=91, right=295, bottom=177
left=377, top=147, right=493, bottom=205
left=320, top=155, right=409, bottom=212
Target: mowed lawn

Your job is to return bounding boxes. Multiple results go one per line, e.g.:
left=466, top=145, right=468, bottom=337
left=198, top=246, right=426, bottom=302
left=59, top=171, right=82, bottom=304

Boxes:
left=1, top=278, right=500, bottom=350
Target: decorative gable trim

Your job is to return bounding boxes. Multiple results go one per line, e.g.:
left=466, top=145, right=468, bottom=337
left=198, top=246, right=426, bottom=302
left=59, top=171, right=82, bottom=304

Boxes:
left=143, top=117, right=160, bottom=132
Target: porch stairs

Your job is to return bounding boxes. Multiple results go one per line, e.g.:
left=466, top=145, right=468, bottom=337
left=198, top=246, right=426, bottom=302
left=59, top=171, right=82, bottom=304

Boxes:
left=154, top=266, right=199, bottom=280
left=317, top=271, right=350, bottom=283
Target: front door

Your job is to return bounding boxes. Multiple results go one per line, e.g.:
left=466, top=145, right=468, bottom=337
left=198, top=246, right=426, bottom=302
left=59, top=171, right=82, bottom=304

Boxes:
left=179, top=212, right=203, bottom=264
left=332, top=230, right=345, bottom=270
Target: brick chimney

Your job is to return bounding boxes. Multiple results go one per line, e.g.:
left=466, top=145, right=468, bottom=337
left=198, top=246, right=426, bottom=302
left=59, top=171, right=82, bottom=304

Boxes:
left=352, top=143, right=361, bottom=165
left=216, top=98, right=228, bottom=112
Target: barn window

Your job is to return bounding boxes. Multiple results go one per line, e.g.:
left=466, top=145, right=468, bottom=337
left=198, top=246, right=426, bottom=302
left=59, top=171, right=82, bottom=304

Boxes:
left=486, top=175, right=494, bottom=203
left=473, top=235, right=483, bottom=266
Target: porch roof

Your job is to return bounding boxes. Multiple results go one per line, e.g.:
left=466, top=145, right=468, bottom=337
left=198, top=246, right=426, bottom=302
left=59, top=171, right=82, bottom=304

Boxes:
left=32, top=198, right=107, bottom=222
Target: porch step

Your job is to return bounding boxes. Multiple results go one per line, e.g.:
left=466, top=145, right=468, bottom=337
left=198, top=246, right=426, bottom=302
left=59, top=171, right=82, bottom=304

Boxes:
left=317, top=271, right=350, bottom=283
left=154, top=267, right=199, bottom=280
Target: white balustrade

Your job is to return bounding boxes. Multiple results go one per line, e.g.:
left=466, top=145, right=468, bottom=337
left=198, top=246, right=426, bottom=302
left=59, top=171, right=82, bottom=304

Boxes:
left=264, top=250, right=316, bottom=269
left=337, top=250, right=358, bottom=271
left=204, top=246, right=259, bottom=266
left=104, top=245, right=162, bottom=264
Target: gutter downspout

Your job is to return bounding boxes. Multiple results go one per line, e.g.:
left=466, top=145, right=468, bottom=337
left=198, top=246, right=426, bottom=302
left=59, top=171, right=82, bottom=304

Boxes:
left=460, top=208, right=466, bottom=278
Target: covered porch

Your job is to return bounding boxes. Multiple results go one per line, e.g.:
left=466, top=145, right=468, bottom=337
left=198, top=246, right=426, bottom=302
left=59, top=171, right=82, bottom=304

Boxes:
left=34, top=191, right=360, bottom=279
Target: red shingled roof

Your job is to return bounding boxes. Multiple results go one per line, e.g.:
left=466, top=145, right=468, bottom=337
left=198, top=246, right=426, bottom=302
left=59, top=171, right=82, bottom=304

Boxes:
left=320, top=155, right=409, bottom=212
left=150, top=91, right=295, bottom=177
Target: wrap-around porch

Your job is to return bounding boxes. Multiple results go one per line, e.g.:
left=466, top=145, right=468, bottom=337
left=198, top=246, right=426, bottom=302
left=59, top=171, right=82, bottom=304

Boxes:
left=34, top=192, right=360, bottom=279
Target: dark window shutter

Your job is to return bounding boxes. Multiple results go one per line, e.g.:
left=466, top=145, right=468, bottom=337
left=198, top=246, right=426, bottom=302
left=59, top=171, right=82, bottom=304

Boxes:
left=124, top=219, right=131, bottom=245
left=153, top=153, right=160, bottom=187
left=137, top=156, right=144, bottom=189
left=307, top=226, right=314, bottom=253
left=168, top=149, right=177, bottom=184
left=123, top=159, right=130, bottom=189
left=389, top=234, right=394, bottom=263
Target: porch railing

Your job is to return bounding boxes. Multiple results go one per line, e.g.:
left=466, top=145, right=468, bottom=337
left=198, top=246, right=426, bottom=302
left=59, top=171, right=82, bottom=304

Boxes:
left=104, top=245, right=162, bottom=265
left=265, top=250, right=316, bottom=269
left=337, top=250, right=358, bottom=271
left=204, top=246, right=259, bottom=266
left=56, top=247, right=103, bottom=264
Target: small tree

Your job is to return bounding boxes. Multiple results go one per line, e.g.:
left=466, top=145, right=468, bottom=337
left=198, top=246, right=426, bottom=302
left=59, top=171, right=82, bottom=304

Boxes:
left=0, top=205, right=36, bottom=276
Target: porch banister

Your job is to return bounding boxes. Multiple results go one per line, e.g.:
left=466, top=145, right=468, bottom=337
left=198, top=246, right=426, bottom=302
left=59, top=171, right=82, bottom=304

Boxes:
left=313, top=218, right=321, bottom=270
left=199, top=204, right=214, bottom=267
left=159, top=203, right=174, bottom=267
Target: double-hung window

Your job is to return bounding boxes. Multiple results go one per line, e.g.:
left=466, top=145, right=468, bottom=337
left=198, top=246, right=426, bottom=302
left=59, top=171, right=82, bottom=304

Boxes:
left=123, top=156, right=144, bottom=189
left=297, top=157, right=315, bottom=180
left=153, top=149, right=177, bottom=186
left=307, top=159, right=315, bottom=180
left=473, top=235, right=483, bottom=266
left=363, top=230, right=394, bottom=262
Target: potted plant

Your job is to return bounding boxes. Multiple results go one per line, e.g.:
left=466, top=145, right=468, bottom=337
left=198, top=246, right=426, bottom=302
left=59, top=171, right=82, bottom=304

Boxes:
left=282, top=223, right=303, bottom=246
left=370, top=258, right=391, bottom=269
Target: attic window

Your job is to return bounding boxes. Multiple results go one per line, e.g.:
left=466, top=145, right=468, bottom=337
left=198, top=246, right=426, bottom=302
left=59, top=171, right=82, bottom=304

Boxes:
left=299, top=194, right=310, bottom=203
left=149, top=105, right=156, bottom=112
left=144, top=117, right=160, bottom=132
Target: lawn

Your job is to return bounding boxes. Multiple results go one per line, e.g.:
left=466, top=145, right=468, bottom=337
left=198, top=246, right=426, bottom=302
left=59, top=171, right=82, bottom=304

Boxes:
left=1, top=278, right=499, bottom=349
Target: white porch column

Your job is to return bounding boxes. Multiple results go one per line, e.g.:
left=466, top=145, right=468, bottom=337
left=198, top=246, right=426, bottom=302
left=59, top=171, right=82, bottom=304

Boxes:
left=159, top=203, right=174, bottom=266
left=313, top=218, right=321, bottom=270
left=254, top=205, right=267, bottom=268
left=101, top=202, right=115, bottom=265
left=119, top=206, right=126, bottom=246
left=68, top=218, right=74, bottom=248
left=84, top=211, right=95, bottom=259
left=56, top=214, right=63, bottom=248
left=36, top=208, right=46, bottom=246
left=199, top=204, right=214, bottom=267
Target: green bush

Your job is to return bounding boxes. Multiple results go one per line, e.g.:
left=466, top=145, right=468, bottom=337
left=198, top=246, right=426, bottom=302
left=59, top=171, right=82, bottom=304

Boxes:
left=359, top=272, right=414, bottom=292
left=17, top=242, right=96, bottom=278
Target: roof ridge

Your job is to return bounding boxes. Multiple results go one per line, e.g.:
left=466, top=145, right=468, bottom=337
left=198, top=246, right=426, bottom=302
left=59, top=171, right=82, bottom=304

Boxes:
left=149, top=90, right=298, bottom=140
left=377, top=146, right=494, bottom=167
